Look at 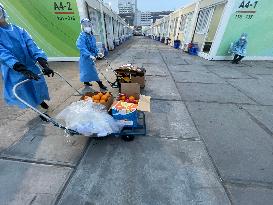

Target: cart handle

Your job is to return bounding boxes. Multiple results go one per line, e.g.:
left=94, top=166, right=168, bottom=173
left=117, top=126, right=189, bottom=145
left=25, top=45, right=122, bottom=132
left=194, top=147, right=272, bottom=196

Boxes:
left=103, top=57, right=118, bottom=75
left=12, top=71, right=81, bottom=136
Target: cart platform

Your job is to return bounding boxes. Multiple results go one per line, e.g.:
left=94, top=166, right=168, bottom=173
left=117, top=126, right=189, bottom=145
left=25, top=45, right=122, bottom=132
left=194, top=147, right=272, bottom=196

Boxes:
left=13, top=71, right=146, bottom=142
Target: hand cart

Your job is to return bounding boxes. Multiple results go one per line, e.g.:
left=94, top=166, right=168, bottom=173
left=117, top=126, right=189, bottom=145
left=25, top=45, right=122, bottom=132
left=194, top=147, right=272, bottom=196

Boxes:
left=12, top=72, right=146, bottom=141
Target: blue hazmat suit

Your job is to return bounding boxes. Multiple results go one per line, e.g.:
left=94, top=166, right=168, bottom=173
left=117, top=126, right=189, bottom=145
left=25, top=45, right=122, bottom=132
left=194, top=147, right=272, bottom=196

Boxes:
left=232, top=33, right=248, bottom=56
left=76, top=32, right=99, bottom=82
left=0, top=24, right=50, bottom=109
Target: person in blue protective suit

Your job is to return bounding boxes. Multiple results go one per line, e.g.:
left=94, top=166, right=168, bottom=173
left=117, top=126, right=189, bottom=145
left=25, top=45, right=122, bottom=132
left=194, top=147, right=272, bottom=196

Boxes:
left=231, top=33, right=248, bottom=64
left=0, top=4, right=54, bottom=110
left=76, top=18, right=107, bottom=90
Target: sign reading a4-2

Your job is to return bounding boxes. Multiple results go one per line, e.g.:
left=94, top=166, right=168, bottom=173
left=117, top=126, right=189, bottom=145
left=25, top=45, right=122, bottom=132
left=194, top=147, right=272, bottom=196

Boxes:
left=53, top=1, right=76, bottom=21
left=54, top=1, right=73, bottom=11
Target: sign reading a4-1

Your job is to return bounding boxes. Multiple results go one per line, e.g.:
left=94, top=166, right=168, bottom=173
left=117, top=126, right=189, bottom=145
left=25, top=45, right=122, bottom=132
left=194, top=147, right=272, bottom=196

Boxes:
left=238, top=1, right=259, bottom=9
left=235, top=0, right=259, bottom=20
left=217, top=0, right=273, bottom=57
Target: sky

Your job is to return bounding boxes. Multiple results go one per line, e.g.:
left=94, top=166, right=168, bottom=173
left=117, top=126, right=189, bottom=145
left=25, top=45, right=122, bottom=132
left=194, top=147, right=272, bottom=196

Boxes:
left=105, top=0, right=192, bottom=12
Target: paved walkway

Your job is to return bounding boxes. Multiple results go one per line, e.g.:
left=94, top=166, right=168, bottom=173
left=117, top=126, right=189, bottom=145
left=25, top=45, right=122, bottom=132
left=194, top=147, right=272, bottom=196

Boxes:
left=1, top=37, right=273, bottom=205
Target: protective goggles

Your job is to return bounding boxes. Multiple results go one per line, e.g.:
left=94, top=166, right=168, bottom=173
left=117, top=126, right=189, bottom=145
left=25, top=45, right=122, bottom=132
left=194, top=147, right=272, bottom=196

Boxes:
left=80, top=18, right=92, bottom=27
left=0, top=4, right=8, bottom=20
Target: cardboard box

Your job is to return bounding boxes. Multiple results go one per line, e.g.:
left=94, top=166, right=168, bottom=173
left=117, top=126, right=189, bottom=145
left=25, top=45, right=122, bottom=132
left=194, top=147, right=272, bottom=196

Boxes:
left=120, top=83, right=140, bottom=99
left=120, top=83, right=151, bottom=112
left=115, top=64, right=146, bottom=88
left=111, top=83, right=150, bottom=128
left=111, top=102, right=139, bottom=127
left=81, top=92, right=114, bottom=110
left=131, top=76, right=145, bottom=88
left=138, top=95, right=151, bottom=112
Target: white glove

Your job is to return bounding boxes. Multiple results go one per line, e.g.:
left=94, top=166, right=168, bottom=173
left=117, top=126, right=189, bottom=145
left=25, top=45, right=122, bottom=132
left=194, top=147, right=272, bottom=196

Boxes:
left=98, top=53, right=104, bottom=58
left=90, top=55, right=96, bottom=62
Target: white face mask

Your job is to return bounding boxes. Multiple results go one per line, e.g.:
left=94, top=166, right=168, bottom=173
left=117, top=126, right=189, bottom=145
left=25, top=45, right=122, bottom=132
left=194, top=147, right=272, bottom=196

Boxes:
left=84, top=27, right=92, bottom=33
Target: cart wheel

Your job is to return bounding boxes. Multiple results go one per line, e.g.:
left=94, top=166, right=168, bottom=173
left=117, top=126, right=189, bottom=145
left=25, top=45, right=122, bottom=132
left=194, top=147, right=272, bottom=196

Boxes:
left=93, top=137, right=104, bottom=141
left=121, top=135, right=135, bottom=142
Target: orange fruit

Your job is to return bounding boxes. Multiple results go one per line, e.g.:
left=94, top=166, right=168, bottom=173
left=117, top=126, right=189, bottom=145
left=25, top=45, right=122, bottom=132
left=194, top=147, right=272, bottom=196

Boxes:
left=101, top=95, right=108, bottom=101
left=129, top=96, right=135, bottom=101
left=100, top=100, right=106, bottom=103
left=105, top=92, right=110, bottom=97
left=93, top=95, right=100, bottom=100
left=121, top=96, right=126, bottom=101
left=98, top=92, right=103, bottom=98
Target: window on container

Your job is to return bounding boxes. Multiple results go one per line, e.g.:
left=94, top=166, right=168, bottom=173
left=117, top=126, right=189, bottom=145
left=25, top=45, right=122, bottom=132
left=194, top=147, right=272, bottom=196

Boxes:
left=195, top=8, right=213, bottom=34
left=88, top=8, right=100, bottom=35
left=170, top=20, right=173, bottom=30
left=174, top=17, right=179, bottom=36
left=183, top=12, right=193, bottom=36
left=179, top=15, right=187, bottom=32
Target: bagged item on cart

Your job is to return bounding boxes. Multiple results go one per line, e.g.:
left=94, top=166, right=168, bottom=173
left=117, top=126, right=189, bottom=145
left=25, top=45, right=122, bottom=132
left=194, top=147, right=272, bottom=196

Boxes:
left=115, top=64, right=146, bottom=77
left=57, top=100, right=124, bottom=137
left=115, top=64, right=146, bottom=88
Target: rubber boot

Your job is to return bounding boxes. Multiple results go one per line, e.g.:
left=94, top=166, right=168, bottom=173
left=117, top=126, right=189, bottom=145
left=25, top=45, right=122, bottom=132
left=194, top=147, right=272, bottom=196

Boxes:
left=97, top=81, right=108, bottom=90
left=84, top=82, right=92, bottom=86
left=40, top=101, right=49, bottom=109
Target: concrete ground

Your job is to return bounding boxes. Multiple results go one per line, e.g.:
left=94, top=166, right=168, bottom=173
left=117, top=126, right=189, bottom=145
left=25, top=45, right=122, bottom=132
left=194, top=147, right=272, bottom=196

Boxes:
left=0, top=37, right=273, bottom=205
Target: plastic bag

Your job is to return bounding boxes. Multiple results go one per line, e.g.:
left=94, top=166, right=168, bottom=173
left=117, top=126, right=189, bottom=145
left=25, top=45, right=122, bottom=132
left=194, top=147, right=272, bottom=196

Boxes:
left=228, top=42, right=234, bottom=54
left=57, top=100, right=124, bottom=137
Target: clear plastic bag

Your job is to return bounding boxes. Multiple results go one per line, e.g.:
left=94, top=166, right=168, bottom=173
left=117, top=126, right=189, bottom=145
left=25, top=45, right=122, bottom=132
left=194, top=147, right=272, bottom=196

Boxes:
left=57, top=100, right=124, bottom=137
left=228, top=42, right=234, bottom=54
